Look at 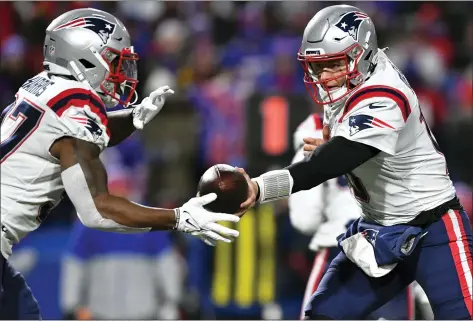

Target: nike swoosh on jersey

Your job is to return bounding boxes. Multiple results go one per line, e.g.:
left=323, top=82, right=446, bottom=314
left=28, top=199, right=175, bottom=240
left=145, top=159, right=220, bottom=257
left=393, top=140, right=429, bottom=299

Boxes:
left=368, top=103, right=388, bottom=109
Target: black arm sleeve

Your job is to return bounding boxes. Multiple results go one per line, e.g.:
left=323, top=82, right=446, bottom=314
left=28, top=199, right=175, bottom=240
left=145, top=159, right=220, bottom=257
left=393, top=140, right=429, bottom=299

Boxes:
left=287, top=136, right=380, bottom=193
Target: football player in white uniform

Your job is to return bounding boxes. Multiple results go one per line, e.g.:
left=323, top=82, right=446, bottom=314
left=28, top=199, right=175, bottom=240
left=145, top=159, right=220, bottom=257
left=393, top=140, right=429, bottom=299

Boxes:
left=234, top=4, right=472, bottom=320
left=290, top=113, right=415, bottom=320
left=0, top=8, right=239, bottom=319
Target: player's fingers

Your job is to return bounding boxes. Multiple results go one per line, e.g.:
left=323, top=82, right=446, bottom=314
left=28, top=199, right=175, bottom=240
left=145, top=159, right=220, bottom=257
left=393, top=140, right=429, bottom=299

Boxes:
left=199, top=233, right=217, bottom=246
left=303, top=137, right=317, bottom=144
left=234, top=167, right=256, bottom=208
left=202, top=237, right=217, bottom=246
left=304, top=137, right=325, bottom=146
left=303, top=144, right=317, bottom=153
left=149, top=86, right=169, bottom=100
left=323, top=125, right=331, bottom=141
left=210, top=213, right=240, bottom=223
left=196, top=192, right=217, bottom=205
left=235, top=167, right=254, bottom=186
left=133, top=118, right=144, bottom=130
left=191, top=231, right=218, bottom=246
left=235, top=167, right=252, bottom=184
left=146, top=101, right=159, bottom=110
left=206, top=222, right=240, bottom=238
left=240, top=194, right=255, bottom=209
left=234, top=207, right=250, bottom=218
left=235, top=167, right=246, bottom=174
left=163, top=89, right=175, bottom=96
left=203, top=230, right=233, bottom=243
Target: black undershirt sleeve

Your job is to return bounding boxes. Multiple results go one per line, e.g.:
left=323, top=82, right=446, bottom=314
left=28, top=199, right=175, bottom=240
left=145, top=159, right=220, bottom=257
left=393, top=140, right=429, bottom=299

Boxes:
left=286, top=136, right=381, bottom=193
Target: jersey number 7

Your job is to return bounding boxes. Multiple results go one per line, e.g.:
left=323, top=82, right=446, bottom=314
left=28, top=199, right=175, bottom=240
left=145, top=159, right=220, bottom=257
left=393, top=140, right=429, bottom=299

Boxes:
left=1, top=99, right=45, bottom=163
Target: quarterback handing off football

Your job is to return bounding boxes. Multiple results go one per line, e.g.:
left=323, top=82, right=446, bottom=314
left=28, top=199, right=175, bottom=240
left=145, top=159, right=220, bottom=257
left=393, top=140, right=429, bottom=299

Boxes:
left=197, top=164, right=249, bottom=214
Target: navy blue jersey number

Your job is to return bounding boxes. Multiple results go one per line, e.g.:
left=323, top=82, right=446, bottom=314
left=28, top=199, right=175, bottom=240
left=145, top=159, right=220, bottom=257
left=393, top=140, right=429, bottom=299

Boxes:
left=1, top=100, right=45, bottom=163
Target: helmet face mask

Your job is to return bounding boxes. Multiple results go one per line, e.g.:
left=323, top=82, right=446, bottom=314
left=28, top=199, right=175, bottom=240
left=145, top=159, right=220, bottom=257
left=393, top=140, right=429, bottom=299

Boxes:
left=99, top=46, right=139, bottom=107
left=298, top=43, right=364, bottom=105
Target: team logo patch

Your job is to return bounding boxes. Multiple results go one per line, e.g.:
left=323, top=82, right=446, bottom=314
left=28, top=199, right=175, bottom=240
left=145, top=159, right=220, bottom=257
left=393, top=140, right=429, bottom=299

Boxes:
left=334, top=11, right=369, bottom=41
left=85, top=118, right=103, bottom=140
left=69, top=115, right=103, bottom=141
left=348, top=114, right=394, bottom=136
left=361, top=228, right=379, bottom=246
left=53, top=16, right=116, bottom=44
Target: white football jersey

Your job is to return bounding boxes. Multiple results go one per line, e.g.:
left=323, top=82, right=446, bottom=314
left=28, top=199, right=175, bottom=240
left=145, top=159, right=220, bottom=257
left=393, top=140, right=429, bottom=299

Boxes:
left=1, top=72, right=110, bottom=258
left=326, top=49, right=456, bottom=226
left=289, top=114, right=360, bottom=251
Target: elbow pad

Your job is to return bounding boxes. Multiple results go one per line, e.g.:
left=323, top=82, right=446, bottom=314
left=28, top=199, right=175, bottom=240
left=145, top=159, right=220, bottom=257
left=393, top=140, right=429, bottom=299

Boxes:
left=61, top=164, right=150, bottom=233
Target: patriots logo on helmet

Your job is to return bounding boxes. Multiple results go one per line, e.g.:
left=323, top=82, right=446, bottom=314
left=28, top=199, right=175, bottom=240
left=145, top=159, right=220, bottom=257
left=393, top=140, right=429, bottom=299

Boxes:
left=349, top=114, right=394, bottom=136
left=361, top=228, right=379, bottom=246
left=334, top=11, right=369, bottom=41
left=53, top=17, right=116, bottom=44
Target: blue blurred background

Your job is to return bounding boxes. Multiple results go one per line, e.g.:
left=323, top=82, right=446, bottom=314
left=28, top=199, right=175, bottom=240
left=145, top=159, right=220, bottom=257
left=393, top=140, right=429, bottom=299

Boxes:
left=0, top=1, right=471, bottom=319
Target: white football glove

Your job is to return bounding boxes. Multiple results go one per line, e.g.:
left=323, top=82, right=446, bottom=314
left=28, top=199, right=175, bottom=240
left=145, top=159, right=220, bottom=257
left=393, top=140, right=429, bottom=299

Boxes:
left=175, top=193, right=240, bottom=246
left=132, top=85, right=175, bottom=130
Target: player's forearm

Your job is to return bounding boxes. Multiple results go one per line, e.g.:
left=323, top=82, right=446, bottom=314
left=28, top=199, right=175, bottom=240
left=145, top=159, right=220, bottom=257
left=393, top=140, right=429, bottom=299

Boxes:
left=106, top=109, right=136, bottom=147
left=94, top=194, right=176, bottom=230
left=254, top=137, right=379, bottom=202
left=61, top=162, right=175, bottom=233
left=287, top=136, right=379, bottom=192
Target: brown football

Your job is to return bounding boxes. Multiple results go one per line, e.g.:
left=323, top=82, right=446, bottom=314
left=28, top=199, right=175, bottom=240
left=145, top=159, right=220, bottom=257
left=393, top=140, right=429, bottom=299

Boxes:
left=197, top=164, right=249, bottom=214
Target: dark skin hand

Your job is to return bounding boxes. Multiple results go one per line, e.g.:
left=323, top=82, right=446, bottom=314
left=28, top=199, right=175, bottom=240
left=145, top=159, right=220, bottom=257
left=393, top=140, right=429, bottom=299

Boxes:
left=106, top=109, right=137, bottom=147
left=49, top=136, right=176, bottom=230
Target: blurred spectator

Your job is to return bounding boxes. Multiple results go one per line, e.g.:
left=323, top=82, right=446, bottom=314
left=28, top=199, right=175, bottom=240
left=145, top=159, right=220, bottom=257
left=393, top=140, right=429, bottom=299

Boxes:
left=0, top=34, right=29, bottom=107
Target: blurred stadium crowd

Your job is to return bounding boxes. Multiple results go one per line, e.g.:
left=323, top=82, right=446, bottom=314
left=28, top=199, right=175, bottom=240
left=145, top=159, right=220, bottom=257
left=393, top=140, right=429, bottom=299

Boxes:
left=0, top=1, right=471, bottom=319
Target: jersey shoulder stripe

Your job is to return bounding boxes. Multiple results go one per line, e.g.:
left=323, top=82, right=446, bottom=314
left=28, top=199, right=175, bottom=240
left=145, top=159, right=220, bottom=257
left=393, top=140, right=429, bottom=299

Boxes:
left=46, top=88, right=108, bottom=127
left=340, top=85, right=411, bottom=123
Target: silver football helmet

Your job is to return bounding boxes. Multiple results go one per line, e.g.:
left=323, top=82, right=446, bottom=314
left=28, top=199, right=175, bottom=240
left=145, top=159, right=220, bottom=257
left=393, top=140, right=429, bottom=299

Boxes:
left=43, top=8, right=139, bottom=107
left=298, top=5, right=378, bottom=105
